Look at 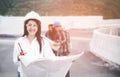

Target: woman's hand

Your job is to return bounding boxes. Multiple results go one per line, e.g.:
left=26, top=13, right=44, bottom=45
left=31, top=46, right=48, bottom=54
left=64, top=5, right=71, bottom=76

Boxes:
left=17, top=51, right=27, bottom=61
left=20, top=51, right=27, bottom=55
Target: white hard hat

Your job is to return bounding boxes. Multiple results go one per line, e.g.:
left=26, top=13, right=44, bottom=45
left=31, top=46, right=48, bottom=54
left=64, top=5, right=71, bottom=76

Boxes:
left=25, top=11, right=41, bottom=21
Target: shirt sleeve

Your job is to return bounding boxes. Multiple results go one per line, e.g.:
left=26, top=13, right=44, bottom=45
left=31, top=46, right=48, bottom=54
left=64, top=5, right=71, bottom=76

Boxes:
left=13, top=39, right=21, bottom=65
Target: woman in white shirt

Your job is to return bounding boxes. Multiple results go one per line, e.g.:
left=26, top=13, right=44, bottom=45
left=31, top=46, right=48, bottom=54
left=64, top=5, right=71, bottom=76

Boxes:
left=13, top=11, right=55, bottom=77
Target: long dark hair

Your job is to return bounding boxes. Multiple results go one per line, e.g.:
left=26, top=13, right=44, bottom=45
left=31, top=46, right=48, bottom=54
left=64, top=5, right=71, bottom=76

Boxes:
left=23, top=19, right=42, bottom=52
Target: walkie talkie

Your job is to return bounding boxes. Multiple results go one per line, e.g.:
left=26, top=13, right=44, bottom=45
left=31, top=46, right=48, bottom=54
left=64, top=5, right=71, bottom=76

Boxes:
left=18, top=43, right=25, bottom=55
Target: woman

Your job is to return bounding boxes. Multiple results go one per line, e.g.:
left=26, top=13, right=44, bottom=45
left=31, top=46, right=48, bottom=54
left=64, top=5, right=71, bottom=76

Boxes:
left=13, top=11, right=55, bottom=77
left=45, top=24, right=56, bottom=41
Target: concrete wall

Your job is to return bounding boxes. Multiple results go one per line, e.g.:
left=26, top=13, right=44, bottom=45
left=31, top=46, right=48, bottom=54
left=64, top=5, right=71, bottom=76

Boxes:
left=90, top=28, right=120, bottom=65
left=0, top=16, right=120, bottom=36
left=0, top=16, right=103, bottom=35
left=0, top=16, right=24, bottom=35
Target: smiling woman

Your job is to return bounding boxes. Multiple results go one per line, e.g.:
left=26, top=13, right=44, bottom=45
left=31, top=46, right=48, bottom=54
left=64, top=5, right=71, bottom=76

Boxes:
left=13, top=11, right=55, bottom=77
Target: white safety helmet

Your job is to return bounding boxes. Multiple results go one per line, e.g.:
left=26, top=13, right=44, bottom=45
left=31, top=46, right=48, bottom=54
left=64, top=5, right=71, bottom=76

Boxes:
left=24, top=11, right=41, bottom=21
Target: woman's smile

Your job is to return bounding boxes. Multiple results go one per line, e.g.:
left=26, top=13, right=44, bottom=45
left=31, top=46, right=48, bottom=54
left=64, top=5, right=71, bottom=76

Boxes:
left=26, top=20, right=38, bottom=36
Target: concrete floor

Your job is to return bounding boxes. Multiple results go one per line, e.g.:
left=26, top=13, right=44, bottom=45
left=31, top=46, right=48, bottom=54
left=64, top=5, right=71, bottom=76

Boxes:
left=0, top=37, right=120, bottom=77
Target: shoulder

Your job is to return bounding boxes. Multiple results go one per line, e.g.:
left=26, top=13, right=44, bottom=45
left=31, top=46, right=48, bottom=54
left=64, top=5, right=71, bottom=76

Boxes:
left=14, top=37, right=25, bottom=43
left=41, top=35, right=51, bottom=46
left=41, top=35, right=48, bottom=41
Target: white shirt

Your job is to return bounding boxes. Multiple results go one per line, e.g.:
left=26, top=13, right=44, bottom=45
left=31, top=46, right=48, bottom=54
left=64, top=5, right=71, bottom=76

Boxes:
left=13, top=36, right=55, bottom=73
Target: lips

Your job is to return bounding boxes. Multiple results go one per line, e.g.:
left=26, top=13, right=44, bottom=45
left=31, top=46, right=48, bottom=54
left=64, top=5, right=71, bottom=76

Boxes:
left=29, top=29, right=36, bottom=32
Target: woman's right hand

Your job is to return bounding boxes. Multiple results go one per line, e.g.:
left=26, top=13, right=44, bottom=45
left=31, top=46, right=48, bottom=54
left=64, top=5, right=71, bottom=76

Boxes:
left=20, top=51, right=26, bottom=55
left=18, top=51, right=27, bottom=61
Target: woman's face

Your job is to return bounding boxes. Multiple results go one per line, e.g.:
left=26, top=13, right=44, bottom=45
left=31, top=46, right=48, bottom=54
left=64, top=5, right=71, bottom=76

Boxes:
left=26, top=20, right=38, bottom=36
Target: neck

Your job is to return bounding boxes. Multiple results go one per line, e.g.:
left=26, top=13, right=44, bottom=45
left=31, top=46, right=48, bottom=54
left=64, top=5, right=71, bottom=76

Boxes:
left=27, top=35, right=36, bottom=43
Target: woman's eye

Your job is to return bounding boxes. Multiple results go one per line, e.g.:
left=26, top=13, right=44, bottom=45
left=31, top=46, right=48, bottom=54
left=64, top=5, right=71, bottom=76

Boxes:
left=27, top=24, right=37, bottom=27
left=33, top=25, right=37, bottom=27
left=27, top=24, right=32, bottom=26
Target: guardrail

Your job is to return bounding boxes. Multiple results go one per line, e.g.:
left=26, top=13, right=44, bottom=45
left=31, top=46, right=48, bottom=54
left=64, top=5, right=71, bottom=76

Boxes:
left=90, top=27, right=120, bottom=65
